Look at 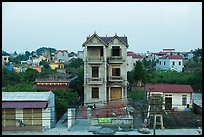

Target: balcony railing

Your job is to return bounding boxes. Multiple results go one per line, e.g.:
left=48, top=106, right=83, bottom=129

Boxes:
left=108, top=56, right=123, bottom=64
left=87, top=57, right=104, bottom=64
left=109, top=76, right=123, bottom=81
left=86, top=77, right=103, bottom=84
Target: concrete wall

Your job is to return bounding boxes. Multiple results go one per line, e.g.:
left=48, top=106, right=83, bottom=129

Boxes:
left=156, top=58, right=183, bottom=72
left=147, top=92, right=192, bottom=110
left=83, top=35, right=127, bottom=106
left=48, top=91, right=55, bottom=128
left=67, top=108, right=76, bottom=130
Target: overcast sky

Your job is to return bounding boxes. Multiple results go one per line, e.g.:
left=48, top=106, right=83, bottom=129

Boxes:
left=2, top=2, right=202, bottom=54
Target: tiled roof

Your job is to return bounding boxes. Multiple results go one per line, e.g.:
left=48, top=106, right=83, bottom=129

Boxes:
left=145, top=83, right=193, bottom=93
left=160, top=55, right=183, bottom=59
left=54, top=50, right=68, bottom=54
left=86, top=36, right=128, bottom=46
left=127, top=51, right=135, bottom=56
left=132, top=54, right=143, bottom=59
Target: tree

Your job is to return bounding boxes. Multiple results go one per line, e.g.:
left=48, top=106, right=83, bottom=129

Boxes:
left=133, top=61, right=148, bottom=86
left=127, top=70, right=135, bottom=91
left=67, top=58, right=83, bottom=69
left=25, top=51, right=31, bottom=58
left=22, top=68, right=39, bottom=83
left=39, top=60, right=50, bottom=69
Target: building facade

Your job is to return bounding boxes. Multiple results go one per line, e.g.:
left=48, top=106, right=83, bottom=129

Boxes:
left=2, top=92, right=55, bottom=128
left=145, top=83, right=193, bottom=111
left=54, top=50, right=69, bottom=63
left=82, top=33, right=128, bottom=106
left=156, top=55, right=184, bottom=72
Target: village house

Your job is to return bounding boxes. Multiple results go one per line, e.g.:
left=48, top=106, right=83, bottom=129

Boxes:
left=54, top=50, right=69, bottom=63
left=145, top=83, right=193, bottom=111
left=127, top=51, right=143, bottom=72
left=156, top=55, right=184, bottom=72
left=2, top=92, right=55, bottom=129
left=82, top=32, right=128, bottom=106
left=35, top=72, right=77, bottom=90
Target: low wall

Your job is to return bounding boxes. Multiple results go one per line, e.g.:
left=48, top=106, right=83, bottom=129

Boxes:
left=90, top=115, right=133, bottom=128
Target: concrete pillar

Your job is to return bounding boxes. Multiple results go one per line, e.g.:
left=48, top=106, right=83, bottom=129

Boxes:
left=87, top=107, right=92, bottom=125
left=67, top=108, right=76, bottom=130
left=16, top=109, right=23, bottom=127
left=109, top=87, right=111, bottom=101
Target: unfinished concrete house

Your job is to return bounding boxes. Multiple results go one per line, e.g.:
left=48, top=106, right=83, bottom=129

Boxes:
left=82, top=32, right=129, bottom=106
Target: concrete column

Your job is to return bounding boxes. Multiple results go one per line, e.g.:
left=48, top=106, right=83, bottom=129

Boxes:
left=42, top=108, right=50, bottom=128
left=109, top=87, right=111, bottom=101
left=87, top=107, right=92, bottom=125
left=122, top=87, right=124, bottom=100
left=16, top=109, right=23, bottom=126
left=67, top=108, right=76, bottom=130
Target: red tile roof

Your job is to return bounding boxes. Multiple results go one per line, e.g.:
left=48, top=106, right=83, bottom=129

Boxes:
left=145, top=83, right=193, bottom=93
left=132, top=54, right=143, bottom=59
left=127, top=51, right=135, bottom=56
left=54, top=50, right=68, bottom=54
left=2, top=101, right=48, bottom=109
left=160, top=55, right=183, bottom=59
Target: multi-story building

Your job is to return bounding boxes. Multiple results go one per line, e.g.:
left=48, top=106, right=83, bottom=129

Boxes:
left=156, top=55, right=184, bottom=72
left=82, top=33, right=129, bottom=106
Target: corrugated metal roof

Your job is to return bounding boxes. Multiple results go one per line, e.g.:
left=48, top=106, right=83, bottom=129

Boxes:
left=2, top=101, right=48, bottom=109
left=2, top=92, right=52, bottom=101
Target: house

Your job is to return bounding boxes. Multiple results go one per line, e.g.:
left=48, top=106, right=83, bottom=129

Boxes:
left=35, top=73, right=77, bottom=90
left=145, top=83, right=193, bottom=111
left=50, top=62, right=64, bottom=69
left=2, top=91, right=55, bottom=129
left=127, top=51, right=143, bottom=72
left=156, top=55, right=184, bottom=72
left=68, top=53, right=77, bottom=61
left=77, top=51, right=84, bottom=59
left=2, top=56, right=10, bottom=63
left=54, top=50, right=69, bottom=63
left=82, top=32, right=128, bottom=106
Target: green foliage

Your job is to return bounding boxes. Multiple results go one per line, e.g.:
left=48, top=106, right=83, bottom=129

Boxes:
left=52, top=89, right=78, bottom=121
left=36, top=47, right=56, bottom=56
left=2, top=68, right=22, bottom=86
left=127, top=90, right=144, bottom=102
left=147, top=70, right=202, bottom=92
left=39, top=60, right=50, bottom=69
left=22, top=68, right=40, bottom=83
left=2, top=50, right=10, bottom=56
left=3, top=83, right=37, bottom=92
left=67, top=58, right=84, bottom=69
left=9, top=54, right=28, bottom=64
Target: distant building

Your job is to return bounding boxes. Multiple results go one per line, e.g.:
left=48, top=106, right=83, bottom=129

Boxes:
left=2, top=56, right=9, bottom=63
left=127, top=51, right=143, bottom=72
left=2, top=91, right=55, bottom=128
left=35, top=73, right=77, bottom=90
left=68, top=53, right=77, bottom=61
left=145, top=83, right=193, bottom=111
left=77, top=51, right=84, bottom=59
left=54, top=50, right=69, bottom=63
left=50, top=62, right=64, bottom=69
left=156, top=55, right=184, bottom=72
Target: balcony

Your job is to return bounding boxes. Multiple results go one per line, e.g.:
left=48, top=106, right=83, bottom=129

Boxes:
left=108, top=56, right=123, bottom=64
left=87, top=57, right=104, bottom=64
left=108, top=76, right=123, bottom=82
left=86, top=77, right=103, bottom=84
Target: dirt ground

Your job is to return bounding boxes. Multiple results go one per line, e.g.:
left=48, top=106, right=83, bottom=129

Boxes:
left=149, top=111, right=202, bottom=129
